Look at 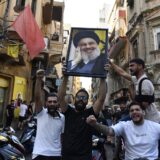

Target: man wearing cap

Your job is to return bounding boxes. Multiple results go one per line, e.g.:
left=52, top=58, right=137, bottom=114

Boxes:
left=68, top=30, right=105, bottom=74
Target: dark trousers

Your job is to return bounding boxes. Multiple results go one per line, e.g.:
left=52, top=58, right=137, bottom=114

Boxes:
left=62, top=155, right=92, bottom=160
left=5, top=116, right=13, bottom=127
left=32, top=155, right=61, bottom=160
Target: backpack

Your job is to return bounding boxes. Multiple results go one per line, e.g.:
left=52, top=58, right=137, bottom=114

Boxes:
left=135, top=77, right=155, bottom=103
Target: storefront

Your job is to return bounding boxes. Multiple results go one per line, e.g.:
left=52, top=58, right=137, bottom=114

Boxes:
left=0, top=75, right=27, bottom=124
left=0, top=77, right=9, bottom=125
left=12, top=76, right=27, bottom=102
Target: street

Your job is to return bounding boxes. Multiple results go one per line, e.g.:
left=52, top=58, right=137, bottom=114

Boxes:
left=12, top=118, right=115, bottom=160
left=12, top=119, right=32, bottom=160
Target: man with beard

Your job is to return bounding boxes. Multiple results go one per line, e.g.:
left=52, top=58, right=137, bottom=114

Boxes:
left=68, top=30, right=105, bottom=74
left=58, top=71, right=106, bottom=160
left=107, top=58, right=160, bottom=123
left=86, top=101, right=160, bottom=160
left=32, top=70, right=65, bottom=160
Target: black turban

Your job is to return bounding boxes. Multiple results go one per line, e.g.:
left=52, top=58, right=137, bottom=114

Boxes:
left=73, top=30, right=100, bottom=47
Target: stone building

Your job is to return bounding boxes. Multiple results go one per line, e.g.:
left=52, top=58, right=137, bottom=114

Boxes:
left=106, top=0, right=129, bottom=105
left=126, top=0, right=160, bottom=106
left=107, top=0, right=160, bottom=107
left=0, top=0, right=64, bottom=125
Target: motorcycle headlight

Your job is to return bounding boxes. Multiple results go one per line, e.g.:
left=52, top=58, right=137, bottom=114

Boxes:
left=28, top=123, right=34, bottom=127
left=9, top=156, right=17, bottom=160
left=18, top=156, right=25, bottom=160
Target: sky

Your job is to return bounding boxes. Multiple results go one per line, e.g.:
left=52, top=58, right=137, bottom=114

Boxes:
left=64, top=0, right=114, bottom=28
left=63, top=0, right=115, bottom=89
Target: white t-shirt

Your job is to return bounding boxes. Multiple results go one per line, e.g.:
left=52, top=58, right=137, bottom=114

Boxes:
left=132, top=74, right=160, bottom=123
left=19, top=104, right=28, bottom=117
left=112, top=120, right=160, bottom=160
left=32, top=108, right=65, bottom=157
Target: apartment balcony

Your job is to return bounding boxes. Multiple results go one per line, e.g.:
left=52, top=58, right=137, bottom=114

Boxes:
left=0, top=43, right=25, bottom=65
left=49, top=40, right=63, bottom=65
left=150, top=50, right=160, bottom=66
left=31, top=37, right=63, bottom=63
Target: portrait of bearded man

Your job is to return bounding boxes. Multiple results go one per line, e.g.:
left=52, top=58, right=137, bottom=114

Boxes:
left=66, top=29, right=107, bottom=77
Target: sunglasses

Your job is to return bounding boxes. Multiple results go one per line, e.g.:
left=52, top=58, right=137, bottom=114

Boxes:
left=48, top=100, right=58, bottom=103
left=76, top=95, right=88, bottom=100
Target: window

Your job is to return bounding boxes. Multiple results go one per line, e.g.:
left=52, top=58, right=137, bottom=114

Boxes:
left=0, top=87, right=6, bottom=123
left=119, top=0, right=124, bottom=7
left=52, top=6, right=62, bottom=22
left=14, top=0, right=25, bottom=12
left=127, top=0, right=134, bottom=9
left=157, top=33, right=160, bottom=49
left=16, top=0, right=25, bottom=8
left=31, top=0, right=37, bottom=15
left=132, top=39, right=138, bottom=57
left=153, top=27, right=160, bottom=50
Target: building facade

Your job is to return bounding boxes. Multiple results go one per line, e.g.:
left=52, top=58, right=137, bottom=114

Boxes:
left=126, top=0, right=160, bottom=106
left=0, top=0, right=64, bottom=125
left=106, top=0, right=129, bottom=105
left=107, top=0, right=160, bottom=107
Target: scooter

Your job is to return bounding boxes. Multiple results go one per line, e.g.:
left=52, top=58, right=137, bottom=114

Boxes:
left=20, top=116, right=37, bottom=154
left=92, top=135, right=106, bottom=160
left=0, top=129, right=25, bottom=160
left=0, top=127, right=25, bottom=154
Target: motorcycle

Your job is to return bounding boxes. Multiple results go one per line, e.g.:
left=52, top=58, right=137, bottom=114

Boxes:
left=20, top=116, right=37, bottom=154
left=1, top=127, right=25, bottom=154
left=92, top=135, right=106, bottom=160
left=0, top=127, right=25, bottom=160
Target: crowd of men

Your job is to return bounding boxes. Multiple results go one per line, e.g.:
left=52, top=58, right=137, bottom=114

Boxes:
left=5, top=30, right=160, bottom=160
left=30, top=55, right=160, bottom=160
left=5, top=99, right=33, bottom=130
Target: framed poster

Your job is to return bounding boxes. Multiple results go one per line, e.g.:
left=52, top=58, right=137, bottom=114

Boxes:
left=64, top=27, right=108, bottom=78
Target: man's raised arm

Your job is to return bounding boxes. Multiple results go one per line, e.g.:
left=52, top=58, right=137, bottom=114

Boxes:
left=109, top=60, right=132, bottom=81
left=58, top=75, right=69, bottom=113
left=34, top=70, right=45, bottom=113
left=93, top=78, right=107, bottom=114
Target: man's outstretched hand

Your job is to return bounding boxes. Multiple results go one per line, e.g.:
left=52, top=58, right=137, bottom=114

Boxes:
left=86, top=115, right=97, bottom=126
left=104, top=58, right=114, bottom=72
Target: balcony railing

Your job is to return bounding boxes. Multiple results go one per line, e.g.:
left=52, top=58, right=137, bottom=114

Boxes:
left=150, top=49, right=160, bottom=65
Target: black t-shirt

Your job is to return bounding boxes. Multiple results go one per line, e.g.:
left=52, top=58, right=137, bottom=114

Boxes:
left=27, top=105, right=33, bottom=115
left=6, top=104, right=15, bottom=117
left=62, top=106, right=96, bottom=159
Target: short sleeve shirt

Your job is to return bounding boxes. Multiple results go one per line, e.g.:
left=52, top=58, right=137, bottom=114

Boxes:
left=33, top=108, right=65, bottom=156
left=132, top=74, right=160, bottom=123
left=112, top=120, right=160, bottom=160
left=6, top=104, right=15, bottom=117
left=62, top=106, right=96, bottom=158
